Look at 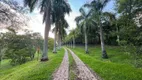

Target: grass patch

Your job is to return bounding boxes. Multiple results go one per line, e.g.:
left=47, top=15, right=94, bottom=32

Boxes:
left=70, top=46, right=142, bottom=80
left=0, top=49, right=64, bottom=80
left=68, top=50, right=77, bottom=80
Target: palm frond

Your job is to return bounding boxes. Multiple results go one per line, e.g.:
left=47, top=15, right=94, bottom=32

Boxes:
left=75, top=15, right=84, bottom=24
left=40, top=0, right=51, bottom=13
left=79, top=7, right=86, bottom=17
left=52, top=27, right=56, bottom=33
left=77, top=21, right=85, bottom=33
left=84, top=3, right=92, bottom=8
left=24, top=0, right=38, bottom=12
left=103, top=12, right=116, bottom=21
left=101, top=0, right=111, bottom=10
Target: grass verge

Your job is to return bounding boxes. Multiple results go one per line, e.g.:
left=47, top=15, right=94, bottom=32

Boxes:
left=70, top=46, right=142, bottom=80
left=0, top=49, right=64, bottom=80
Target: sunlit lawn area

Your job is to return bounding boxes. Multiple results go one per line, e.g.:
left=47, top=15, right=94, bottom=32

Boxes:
left=70, top=46, right=142, bottom=80
left=0, top=49, right=64, bottom=80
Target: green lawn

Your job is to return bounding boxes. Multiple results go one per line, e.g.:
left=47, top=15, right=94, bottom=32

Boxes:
left=70, top=46, right=142, bottom=80
left=0, top=49, right=64, bottom=80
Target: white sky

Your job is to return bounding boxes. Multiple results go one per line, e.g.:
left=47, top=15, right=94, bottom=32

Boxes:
left=26, top=0, right=115, bottom=38
left=27, top=9, right=80, bottom=38
left=1, top=0, right=114, bottom=38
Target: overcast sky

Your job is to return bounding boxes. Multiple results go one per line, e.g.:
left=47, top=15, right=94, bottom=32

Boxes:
left=15, top=0, right=115, bottom=38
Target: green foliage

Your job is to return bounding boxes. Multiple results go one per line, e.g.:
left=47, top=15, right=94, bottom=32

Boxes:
left=48, top=38, right=54, bottom=50
left=116, top=0, right=142, bottom=67
left=65, top=0, right=142, bottom=60
left=0, top=49, right=64, bottom=80
left=3, top=32, right=34, bottom=65
left=116, top=0, right=142, bottom=15
left=0, top=29, right=44, bottom=65
left=71, top=46, right=142, bottom=80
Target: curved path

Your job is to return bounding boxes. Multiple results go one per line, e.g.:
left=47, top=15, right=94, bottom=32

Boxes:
left=68, top=49, right=98, bottom=80
left=53, top=48, right=99, bottom=80
left=53, top=48, right=69, bottom=80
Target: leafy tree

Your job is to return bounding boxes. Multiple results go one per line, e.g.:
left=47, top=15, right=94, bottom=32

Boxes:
left=84, top=0, right=110, bottom=58
left=0, top=33, right=4, bottom=65
left=52, top=0, right=71, bottom=53
left=69, top=29, right=77, bottom=48
left=116, top=0, right=142, bottom=67
left=52, top=16, right=70, bottom=53
left=24, top=0, right=52, bottom=61
left=0, top=28, right=45, bottom=65
left=75, top=7, right=94, bottom=53
left=24, top=0, right=71, bottom=61
left=102, top=12, right=118, bottom=45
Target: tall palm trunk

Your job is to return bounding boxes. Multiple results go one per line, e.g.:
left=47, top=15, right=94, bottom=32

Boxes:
left=59, top=35, right=62, bottom=49
left=70, top=41, right=72, bottom=48
left=41, top=9, right=51, bottom=61
left=57, top=33, right=61, bottom=49
left=57, top=33, right=59, bottom=49
left=53, top=25, right=57, bottom=53
left=73, top=36, right=75, bottom=48
left=84, top=27, right=89, bottom=53
left=99, top=24, right=108, bottom=58
left=71, top=40, right=73, bottom=48
left=116, top=23, right=120, bottom=44
left=68, top=42, right=69, bottom=47
left=0, top=57, right=2, bottom=66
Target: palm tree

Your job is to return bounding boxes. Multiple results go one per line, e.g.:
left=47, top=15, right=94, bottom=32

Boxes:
left=24, top=0, right=71, bottom=61
left=52, top=0, right=71, bottom=51
left=69, top=29, right=78, bottom=48
left=52, top=18, right=69, bottom=52
left=84, top=0, right=110, bottom=58
left=103, top=12, right=119, bottom=44
left=75, top=7, right=91, bottom=53
left=52, top=24, right=58, bottom=53
left=71, top=29, right=76, bottom=48
left=58, top=18, right=69, bottom=49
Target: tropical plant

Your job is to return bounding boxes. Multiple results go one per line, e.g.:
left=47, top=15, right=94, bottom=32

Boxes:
left=116, top=0, right=142, bottom=67
left=24, top=0, right=71, bottom=61
left=52, top=0, right=71, bottom=53
left=75, top=7, right=93, bottom=53
left=84, top=0, right=110, bottom=58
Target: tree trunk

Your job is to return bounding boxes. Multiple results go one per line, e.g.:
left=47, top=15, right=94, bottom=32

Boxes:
left=57, top=33, right=60, bottom=50
left=57, top=33, right=61, bottom=50
left=68, top=42, right=69, bottom=47
left=71, top=40, right=73, bottom=48
left=116, top=23, right=120, bottom=44
left=0, top=57, right=1, bottom=66
left=59, top=35, right=62, bottom=49
left=99, top=25, right=108, bottom=58
left=84, top=29, right=89, bottom=53
left=70, top=41, right=72, bottom=48
left=53, top=26, right=57, bottom=53
left=73, top=36, right=75, bottom=48
left=41, top=9, right=51, bottom=61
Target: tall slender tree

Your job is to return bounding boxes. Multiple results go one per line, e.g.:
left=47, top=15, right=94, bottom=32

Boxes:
left=84, top=0, right=110, bottom=58
left=24, top=0, right=71, bottom=61
left=58, top=18, right=69, bottom=49
left=52, top=0, right=71, bottom=51
left=75, top=7, right=92, bottom=53
left=52, top=24, right=58, bottom=53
